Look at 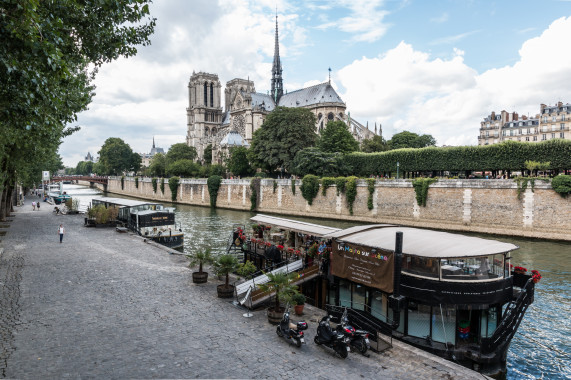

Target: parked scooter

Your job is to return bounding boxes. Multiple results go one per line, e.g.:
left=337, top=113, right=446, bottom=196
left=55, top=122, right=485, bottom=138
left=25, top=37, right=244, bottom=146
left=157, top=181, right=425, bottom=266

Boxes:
left=276, top=304, right=308, bottom=347
left=335, top=308, right=371, bottom=355
left=314, top=315, right=351, bottom=358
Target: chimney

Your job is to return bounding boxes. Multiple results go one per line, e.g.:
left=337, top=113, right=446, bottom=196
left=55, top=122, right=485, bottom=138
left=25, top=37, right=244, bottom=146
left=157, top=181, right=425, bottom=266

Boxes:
left=558, top=101, right=563, bottom=108
left=514, top=113, right=519, bottom=121
left=491, top=111, right=496, bottom=120
left=522, top=115, right=527, bottom=120
left=540, top=103, right=546, bottom=111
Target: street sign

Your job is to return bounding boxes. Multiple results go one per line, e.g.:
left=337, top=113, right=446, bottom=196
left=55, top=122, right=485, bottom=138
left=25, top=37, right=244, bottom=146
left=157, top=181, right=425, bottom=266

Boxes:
left=42, top=171, right=50, bottom=181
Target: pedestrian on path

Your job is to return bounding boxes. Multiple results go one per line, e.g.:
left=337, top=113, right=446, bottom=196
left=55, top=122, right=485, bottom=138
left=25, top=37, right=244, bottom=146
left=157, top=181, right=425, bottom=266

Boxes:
left=32, top=201, right=36, bottom=211
left=37, top=201, right=40, bottom=210
left=58, top=224, right=65, bottom=243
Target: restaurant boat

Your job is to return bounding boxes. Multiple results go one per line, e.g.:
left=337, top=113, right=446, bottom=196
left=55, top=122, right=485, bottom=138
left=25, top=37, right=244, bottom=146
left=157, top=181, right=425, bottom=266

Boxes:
left=235, top=214, right=538, bottom=377
left=91, top=197, right=184, bottom=249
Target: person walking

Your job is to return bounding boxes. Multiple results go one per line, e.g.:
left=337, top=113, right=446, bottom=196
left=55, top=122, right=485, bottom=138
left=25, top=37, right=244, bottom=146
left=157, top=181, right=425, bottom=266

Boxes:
left=58, top=224, right=65, bottom=243
left=32, top=201, right=36, bottom=211
left=37, top=201, right=40, bottom=210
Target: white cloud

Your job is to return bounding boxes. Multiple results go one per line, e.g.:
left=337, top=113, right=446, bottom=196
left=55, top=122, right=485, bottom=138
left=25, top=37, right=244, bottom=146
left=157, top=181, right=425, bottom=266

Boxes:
left=338, top=16, right=571, bottom=146
left=430, top=12, right=449, bottom=23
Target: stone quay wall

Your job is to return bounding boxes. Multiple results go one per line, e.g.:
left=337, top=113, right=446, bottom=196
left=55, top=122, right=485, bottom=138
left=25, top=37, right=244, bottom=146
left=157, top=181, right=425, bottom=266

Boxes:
left=89, top=178, right=570, bottom=241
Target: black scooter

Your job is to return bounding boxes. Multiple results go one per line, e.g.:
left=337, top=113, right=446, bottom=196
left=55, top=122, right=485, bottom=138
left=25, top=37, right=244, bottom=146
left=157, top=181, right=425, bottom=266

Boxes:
left=314, top=315, right=351, bottom=358
left=276, top=305, right=308, bottom=348
left=335, top=308, right=371, bottom=355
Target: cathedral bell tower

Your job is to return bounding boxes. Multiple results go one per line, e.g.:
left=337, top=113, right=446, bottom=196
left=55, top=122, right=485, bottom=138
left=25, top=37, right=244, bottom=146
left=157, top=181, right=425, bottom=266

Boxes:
left=270, top=13, right=283, bottom=103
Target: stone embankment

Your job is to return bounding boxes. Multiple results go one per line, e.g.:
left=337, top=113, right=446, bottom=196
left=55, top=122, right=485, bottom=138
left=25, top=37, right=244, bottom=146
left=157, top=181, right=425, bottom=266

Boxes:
left=0, top=204, right=486, bottom=379
left=91, top=177, right=570, bottom=241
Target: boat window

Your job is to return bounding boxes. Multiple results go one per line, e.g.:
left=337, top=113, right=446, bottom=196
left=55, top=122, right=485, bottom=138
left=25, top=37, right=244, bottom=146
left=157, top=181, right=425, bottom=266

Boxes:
left=407, top=303, right=431, bottom=339
left=402, top=255, right=439, bottom=279
left=480, top=307, right=498, bottom=338
left=440, top=254, right=504, bottom=281
left=432, top=305, right=456, bottom=345
left=370, top=290, right=388, bottom=323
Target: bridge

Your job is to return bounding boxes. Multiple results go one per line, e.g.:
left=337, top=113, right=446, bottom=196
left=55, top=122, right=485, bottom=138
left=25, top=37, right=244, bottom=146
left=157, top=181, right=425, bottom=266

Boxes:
left=51, top=176, right=108, bottom=185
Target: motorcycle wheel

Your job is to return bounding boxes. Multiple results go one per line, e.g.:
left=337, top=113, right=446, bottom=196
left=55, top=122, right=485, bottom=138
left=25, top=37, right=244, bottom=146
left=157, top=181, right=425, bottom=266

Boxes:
left=356, top=339, right=368, bottom=355
left=296, top=338, right=302, bottom=348
left=276, top=327, right=283, bottom=337
left=314, top=336, right=322, bottom=345
left=336, top=344, right=348, bottom=359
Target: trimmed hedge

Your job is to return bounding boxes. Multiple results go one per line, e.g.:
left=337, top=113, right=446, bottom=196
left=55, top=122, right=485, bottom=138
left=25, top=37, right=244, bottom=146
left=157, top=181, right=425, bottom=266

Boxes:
left=345, top=140, right=571, bottom=176
left=552, top=175, right=571, bottom=197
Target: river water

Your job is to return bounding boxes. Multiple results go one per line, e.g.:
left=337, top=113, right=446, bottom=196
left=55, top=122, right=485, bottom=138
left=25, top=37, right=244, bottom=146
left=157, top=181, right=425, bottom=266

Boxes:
left=63, top=184, right=571, bottom=379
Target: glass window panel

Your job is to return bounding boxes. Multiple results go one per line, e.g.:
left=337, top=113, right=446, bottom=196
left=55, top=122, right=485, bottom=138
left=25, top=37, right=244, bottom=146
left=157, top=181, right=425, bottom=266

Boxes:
left=403, top=255, right=438, bottom=278
left=486, top=307, right=498, bottom=337
left=371, top=291, right=387, bottom=323
left=352, top=283, right=367, bottom=311
left=339, top=279, right=351, bottom=308
left=432, top=305, right=456, bottom=344
left=407, top=303, right=431, bottom=338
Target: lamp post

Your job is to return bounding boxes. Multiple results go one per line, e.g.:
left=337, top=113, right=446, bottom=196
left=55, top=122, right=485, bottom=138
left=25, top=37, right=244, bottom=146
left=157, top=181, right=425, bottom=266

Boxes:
left=397, top=162, right=400, bottom=180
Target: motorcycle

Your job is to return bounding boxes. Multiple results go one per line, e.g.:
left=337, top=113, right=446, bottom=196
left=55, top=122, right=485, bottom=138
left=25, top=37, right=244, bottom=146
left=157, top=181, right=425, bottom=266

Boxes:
left=314, top=315, right=351, bottom=358
left=276, top=305, right=308, bottom=348
left=335, top=308, right=371, bottom=355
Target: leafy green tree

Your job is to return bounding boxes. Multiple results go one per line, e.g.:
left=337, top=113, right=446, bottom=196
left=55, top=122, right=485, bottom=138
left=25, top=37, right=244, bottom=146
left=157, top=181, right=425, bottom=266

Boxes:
left=317, top=121, right=359, bottom=154
left=166, top=159, right=200, bottom=177
left=291, top=148, right=352, bottom=177
left=98, top=137, right=141, bottom=175
left=166, top=143, right=197, bottom=164
left=203, top=144, right=213, bottom=165
left=75, top=161, right=94, bottom=175
left=361, top=135, right=389, bottom=153
left=389, top=131, right=437, bottom=149
left=227, top=147, right=252, bottom=177
left=149, top=153, right=167, bottom=177
left=0, top=0, right=155, bottom=218
left=248, top=107, right=317, bottom=172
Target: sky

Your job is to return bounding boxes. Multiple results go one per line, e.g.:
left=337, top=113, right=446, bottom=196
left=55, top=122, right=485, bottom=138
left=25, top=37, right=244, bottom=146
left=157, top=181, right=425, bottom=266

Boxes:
left=60, top=0, right=571, bottom=166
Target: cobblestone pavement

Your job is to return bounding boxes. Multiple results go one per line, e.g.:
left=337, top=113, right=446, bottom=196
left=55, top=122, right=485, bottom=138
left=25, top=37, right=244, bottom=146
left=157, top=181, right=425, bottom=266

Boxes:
left=0, top=206, right=486, bottom=379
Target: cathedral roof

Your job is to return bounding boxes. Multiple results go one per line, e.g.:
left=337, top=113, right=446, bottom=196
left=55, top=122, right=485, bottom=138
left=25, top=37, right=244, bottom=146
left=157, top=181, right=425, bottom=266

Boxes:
left=251, top=93, right=276, bottom=112
left=222, top=111, right=231, bottom=125
left=220, top=130, right=249, bottom=147
left=278, top=82, right=345, bottom=108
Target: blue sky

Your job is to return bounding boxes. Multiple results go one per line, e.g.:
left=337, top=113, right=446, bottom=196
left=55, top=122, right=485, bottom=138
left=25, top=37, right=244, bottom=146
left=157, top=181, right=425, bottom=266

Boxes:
left=60, top=0, right=571, bottom=166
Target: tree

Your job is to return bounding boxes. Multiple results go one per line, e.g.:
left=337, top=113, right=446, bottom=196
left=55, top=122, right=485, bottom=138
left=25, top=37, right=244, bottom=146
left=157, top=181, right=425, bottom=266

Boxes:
left=98, top=138, right=140, bottom=175
left=166, top=143, right=197, bottom=164
left=149, top=153, right=167, bottom=177
left=389, top=131, right=437, bottom=149
left=248, top=107, right=317, bottom=172
left=291, top=148, right=352, bottom=177
left=0, top=0, right=155, bottom=218
left=203, top=144, right=213, bottom=165
left=166, top=159, right=200, bottom=177
left=317, top=121, right=359, bottom=154
left=361, top=135, right=389, bottom=153
left=227, top=147, right=252, bottom=177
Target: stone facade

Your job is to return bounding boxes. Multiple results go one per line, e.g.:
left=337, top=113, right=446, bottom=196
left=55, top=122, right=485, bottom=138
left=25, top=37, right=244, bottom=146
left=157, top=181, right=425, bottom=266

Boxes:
left=98, top=178, right=571, bottom=241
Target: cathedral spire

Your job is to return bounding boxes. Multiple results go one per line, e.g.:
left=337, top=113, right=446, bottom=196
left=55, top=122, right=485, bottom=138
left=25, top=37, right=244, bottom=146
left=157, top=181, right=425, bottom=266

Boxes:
left=152, top=136, right=155, bottom=149
left=271, top=11, right=283, bottom=103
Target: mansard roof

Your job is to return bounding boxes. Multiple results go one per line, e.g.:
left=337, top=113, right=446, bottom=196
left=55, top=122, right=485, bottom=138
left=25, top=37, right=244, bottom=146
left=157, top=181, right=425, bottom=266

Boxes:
left=278, top=82, right=345, bottom=108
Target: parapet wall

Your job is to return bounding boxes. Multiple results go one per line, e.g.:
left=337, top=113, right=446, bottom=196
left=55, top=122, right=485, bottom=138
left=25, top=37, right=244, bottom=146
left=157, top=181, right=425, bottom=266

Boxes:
left=96, top=178, right=570, bottom=241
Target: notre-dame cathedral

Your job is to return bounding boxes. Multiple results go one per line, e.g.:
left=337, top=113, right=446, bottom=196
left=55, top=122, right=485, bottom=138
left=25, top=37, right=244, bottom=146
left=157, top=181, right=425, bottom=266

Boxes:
left=186, top=15, right=380, bottom=163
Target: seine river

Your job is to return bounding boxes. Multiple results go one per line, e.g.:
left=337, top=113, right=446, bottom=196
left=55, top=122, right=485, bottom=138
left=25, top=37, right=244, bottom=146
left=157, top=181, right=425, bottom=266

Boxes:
left=66, top=184, right=571, bottom=379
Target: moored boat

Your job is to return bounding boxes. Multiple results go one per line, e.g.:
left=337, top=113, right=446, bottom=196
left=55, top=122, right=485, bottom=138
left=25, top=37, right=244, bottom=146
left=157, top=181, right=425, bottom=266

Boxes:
left=234, top=214, right=539, bottom=377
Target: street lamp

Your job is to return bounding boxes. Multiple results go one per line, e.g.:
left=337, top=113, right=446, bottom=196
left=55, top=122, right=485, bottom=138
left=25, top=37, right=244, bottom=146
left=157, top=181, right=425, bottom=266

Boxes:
left=397, top=162, right=400, bottom=180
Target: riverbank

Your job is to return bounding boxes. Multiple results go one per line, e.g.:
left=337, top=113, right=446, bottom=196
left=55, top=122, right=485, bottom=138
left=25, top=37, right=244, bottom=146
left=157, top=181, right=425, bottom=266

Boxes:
left=0, top=204, right=487, bottom=379
left=91, top=177, right=571, bottom=241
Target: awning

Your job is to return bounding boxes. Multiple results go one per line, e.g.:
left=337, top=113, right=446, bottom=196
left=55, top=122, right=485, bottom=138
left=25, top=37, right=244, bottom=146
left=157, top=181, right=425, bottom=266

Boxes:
left=250, top=214, right=341, bottom=237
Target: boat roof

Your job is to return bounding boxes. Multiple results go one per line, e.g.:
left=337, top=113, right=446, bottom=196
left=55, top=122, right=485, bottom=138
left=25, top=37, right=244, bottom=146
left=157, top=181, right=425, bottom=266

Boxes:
left=327, top=226, right=518, bottom=258
left=250, top=214, right=341, bottom=237
left=133, top=209, right=172, bottom=216
left=93, top=197, right=161, bottom=208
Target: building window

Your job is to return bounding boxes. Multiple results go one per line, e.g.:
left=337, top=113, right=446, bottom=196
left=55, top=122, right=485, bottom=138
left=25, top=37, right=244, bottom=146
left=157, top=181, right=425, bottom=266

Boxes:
left=560, top=132, right=565, bottom=138
left=525, top=137, right=530, bottom=141
left=527, top=128, right=530, bottom=134
left=551, top=133, right=556, bottom=139
left=327, top=112, right=334, bottom=120
left=485, top=131, right=489, bottom=137
left=486, top=123, right=490, bottom=128
left=203, top=82, right=208, bottom=105
left=562, top=114, right=566, bottom=121
left=533, top=136, right=538, bottom=141
left=561, top=123, right=566, bottom=130
left=543, top=116, right=548, bottom=123
left=519, top=122, right=523, bottom=126
left=542, top=134, right=547, bottom=140
left=502, top=130, right=506, bottom=136
left=510, top=130, right=514, bottom=136
left=210, top=83, right=214, bottom=107
left=552, top=116, right=557, bottom=122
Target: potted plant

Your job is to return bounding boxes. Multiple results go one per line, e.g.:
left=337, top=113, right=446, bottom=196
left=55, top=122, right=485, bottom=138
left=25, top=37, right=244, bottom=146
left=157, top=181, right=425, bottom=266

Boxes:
left=214, top=254, right=240, bottom=298
left=237, top=260, right=257, bottom=281
left=259, top=271, right=299, bottom=324
left=186, top=248, right=214, bottom=284
left=292, top=293, right=306, bottom=315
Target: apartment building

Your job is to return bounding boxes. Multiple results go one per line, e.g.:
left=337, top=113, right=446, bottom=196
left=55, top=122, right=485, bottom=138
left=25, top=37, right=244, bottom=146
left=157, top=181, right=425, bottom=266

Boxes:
left=478, top=102, right=570, bottom=145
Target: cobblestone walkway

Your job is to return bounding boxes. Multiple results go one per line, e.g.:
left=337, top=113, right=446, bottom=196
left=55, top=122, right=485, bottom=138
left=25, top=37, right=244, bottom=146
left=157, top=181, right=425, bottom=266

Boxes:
left=0, top=206, right=485, bottom=379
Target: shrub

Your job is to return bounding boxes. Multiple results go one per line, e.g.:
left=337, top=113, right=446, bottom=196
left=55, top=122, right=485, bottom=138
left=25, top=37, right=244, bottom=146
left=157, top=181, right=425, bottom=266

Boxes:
left=412, top=178, right=438, bottom=207
left=152, top=177, right=158, bottom=193
left=552, top=175, right=571, bottom=197
left=321, top=177, right=335, bottom=196
left=207, top=175, right=223, bottom=208
left=273, top=180, right=277, bottom=194
left=250, top=177, right=260, bottom=211
left=345, top=176, right=358, bottom=214
left=291, top=178, right=296, bottom=195
left=335, top=177, right=346, bottom=196
left=121, top=176, right=124, bottom=190
left=168, top=176, right=180, bottom=202
left=366, top=178, right=375, bottom=210
left=160, top=178, right=165, bottom=194
left=300, top=175, right=320, bottom=205
left=135, top=177, right=139, bottom=188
